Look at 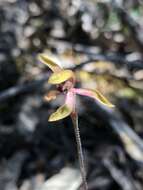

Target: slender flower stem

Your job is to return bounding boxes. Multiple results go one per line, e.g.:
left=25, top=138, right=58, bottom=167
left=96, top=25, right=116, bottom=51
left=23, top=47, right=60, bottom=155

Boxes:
left=71, top=113, right=88, bottom=190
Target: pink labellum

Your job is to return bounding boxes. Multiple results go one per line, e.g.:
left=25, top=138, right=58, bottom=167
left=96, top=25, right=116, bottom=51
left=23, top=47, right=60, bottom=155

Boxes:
left=65, top=90, right=76, bottom=113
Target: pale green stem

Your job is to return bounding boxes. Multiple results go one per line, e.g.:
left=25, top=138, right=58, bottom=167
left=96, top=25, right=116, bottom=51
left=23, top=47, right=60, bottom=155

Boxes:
left=71, top=113, right=88, bottom=190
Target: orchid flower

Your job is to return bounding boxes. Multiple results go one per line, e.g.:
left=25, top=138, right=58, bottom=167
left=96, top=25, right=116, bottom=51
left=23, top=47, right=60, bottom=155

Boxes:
left=38, top=53, right=114, bottom=190
left=38, top=54, right=114, bottom=122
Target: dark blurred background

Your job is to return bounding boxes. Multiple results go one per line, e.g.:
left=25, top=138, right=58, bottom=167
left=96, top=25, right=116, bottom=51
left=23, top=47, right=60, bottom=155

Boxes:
left=0, top=0, right=143, bottom=189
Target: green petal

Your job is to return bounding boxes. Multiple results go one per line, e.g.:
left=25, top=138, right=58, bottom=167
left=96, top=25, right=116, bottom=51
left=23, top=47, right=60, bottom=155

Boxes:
left=48, top=70, right=74, bottom=84
left=48, top=105, right=72, bottom=122
left=38, top=54, right=61, bottom=72
left=91, top=89, right=114, bottom=107
left=73, top=88, right=114, bottom=108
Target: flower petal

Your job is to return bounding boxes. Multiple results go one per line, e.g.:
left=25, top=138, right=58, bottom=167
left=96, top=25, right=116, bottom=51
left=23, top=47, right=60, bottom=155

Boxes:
left=44, top=90, right=60, bottom=102
left=72, top=88, right=114, bottom=107
left=38, top=54, right=61, bottom=72
left=48, top=70, right=75, bottom=84
left=48, top=90, right=76, bottom=122
left=48, top=104, right=72, bottom=122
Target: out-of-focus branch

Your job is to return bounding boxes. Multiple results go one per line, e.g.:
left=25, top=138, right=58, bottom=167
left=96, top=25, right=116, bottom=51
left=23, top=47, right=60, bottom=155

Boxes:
left=73, top=50, right=143, bottom=71
left=0, top=74, right=49, bottom=102
left=48, top=37, right=143, bottom=70
left=83, top=98, right=143, bottom=165
left=0, top=48, right=143, bottom=103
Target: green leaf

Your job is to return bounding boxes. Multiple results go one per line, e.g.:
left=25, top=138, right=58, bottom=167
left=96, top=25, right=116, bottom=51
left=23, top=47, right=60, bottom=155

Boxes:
left=48, top=105, right=72, bottom=122
left=38, top=54, right=61, bottom=72
left=48, top=70, right=74, bottom=84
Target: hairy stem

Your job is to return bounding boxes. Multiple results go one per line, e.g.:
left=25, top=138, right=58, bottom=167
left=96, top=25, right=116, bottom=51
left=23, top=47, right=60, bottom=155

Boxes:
left=71, top=113, right=88, bottom=190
